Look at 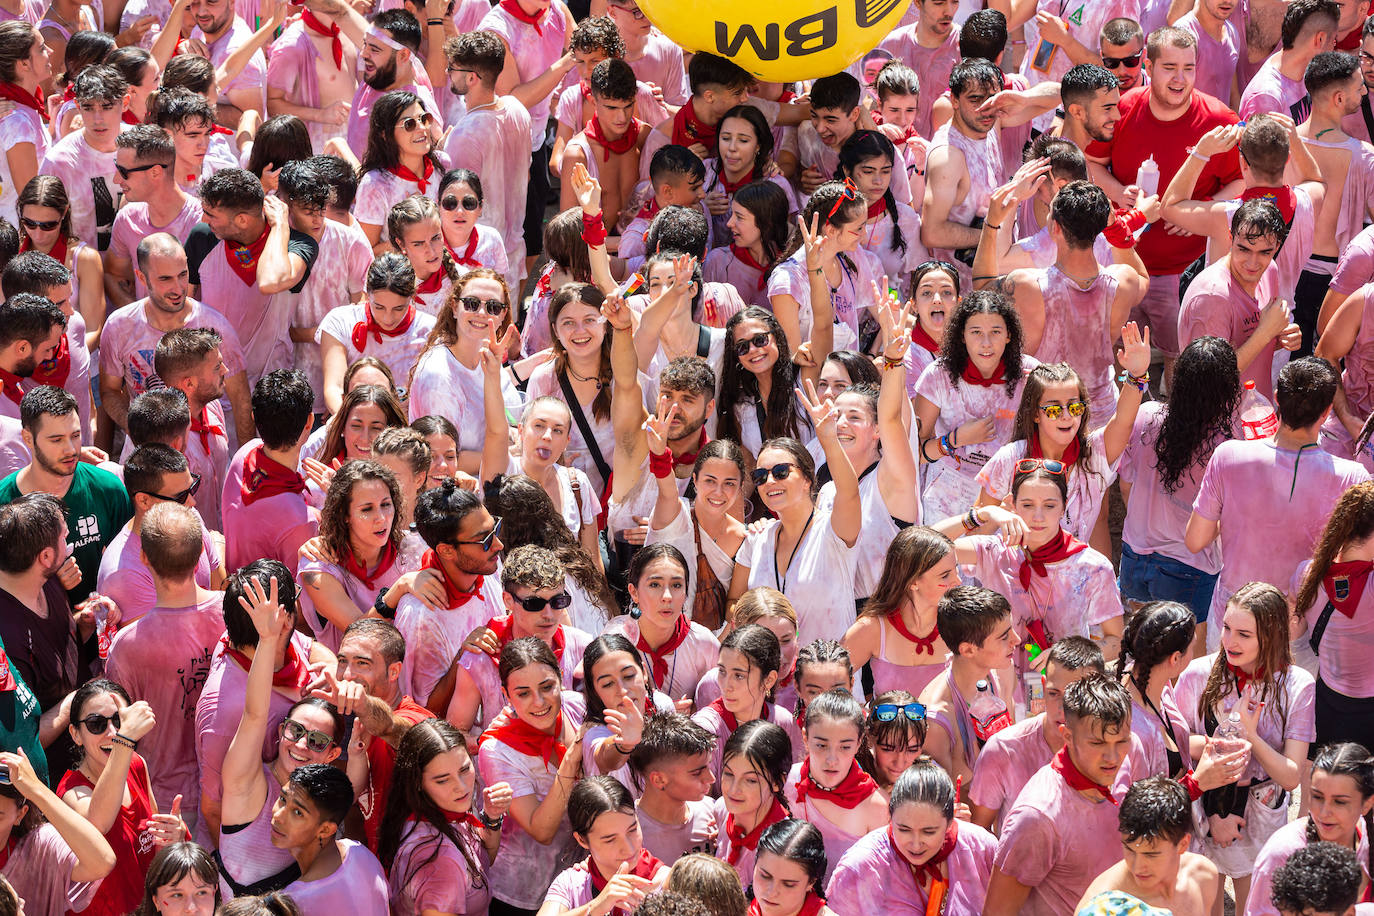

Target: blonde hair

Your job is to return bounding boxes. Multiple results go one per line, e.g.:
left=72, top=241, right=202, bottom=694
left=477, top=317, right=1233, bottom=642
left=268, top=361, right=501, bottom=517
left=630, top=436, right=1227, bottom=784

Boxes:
left=666, top=854, right=748, bottom=916
left=732, top=587, right=797, bottom=628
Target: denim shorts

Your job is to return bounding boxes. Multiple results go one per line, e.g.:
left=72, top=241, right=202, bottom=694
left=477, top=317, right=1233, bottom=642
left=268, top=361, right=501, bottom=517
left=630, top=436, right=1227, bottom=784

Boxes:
left=1117, top=543, right=1218, bottom=623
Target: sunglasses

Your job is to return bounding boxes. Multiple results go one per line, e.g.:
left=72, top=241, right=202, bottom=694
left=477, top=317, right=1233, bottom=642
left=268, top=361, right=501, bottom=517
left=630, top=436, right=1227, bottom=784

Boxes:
left=459, top=296, right=507, bottom=316
left=513, top=590, right=573, bottom=613
left=873, top=702, right=926, bottom=723
left=733, top=331, right=772, bottom=357
left=455, top=516, right=503, bottom=551
left=441, top=194, right=481, bottom=212
left=1037, top=400, right=1086, bottom=420
left=80, top=712, right=121, bottom=734
left=751, top=462, right=796, bottom=486
left=144, top=472, right=202, bottom=505
left=827, top=177, right=861, bottom=221
left=1102, top=52, right=1142, bottom=68
left=400, top=112, right=434, bottom=133
left=1014, top=458, right=1066, bottom=475
left=115, top=161, right=168, bottom=179
left=279, top=718, right=336, bottom=753
left=20, top=216, right=60, bottom=232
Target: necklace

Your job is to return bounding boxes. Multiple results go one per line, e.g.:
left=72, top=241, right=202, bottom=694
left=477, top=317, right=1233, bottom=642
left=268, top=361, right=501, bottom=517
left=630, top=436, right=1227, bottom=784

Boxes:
left=466, top=100, right=498, bottom=115
left=567, top=364, right=602, bottom=389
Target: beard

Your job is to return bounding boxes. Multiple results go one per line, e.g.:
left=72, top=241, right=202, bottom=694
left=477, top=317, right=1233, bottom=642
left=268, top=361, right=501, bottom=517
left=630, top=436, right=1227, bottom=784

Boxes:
left=363, top=54, right=399, bottom=91
left=34, top=445, right=74, bottom=478
left=668, top=410, right=708, bottom=445
left=12, top=352, right=37, bottom=378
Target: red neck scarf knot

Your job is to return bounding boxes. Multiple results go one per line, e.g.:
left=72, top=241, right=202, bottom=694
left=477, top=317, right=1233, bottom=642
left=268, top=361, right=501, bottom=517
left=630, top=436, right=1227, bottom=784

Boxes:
left=961, top=359, right=1006, bottom=388
left=1018, top=528, right=1089, bottom=589
left=301, top=8, right=344, bottom=68
left=1324, top=559, right=1373, bottom=618
left=887, top=611, right=940, bottom=655
left=351, top=301, right=416, bottom=352
left=1051, top=745, right=1116, bottom=804
left=585, top=116, right=641, bottom=161
left=724, top=798, right=787, bottom=865
left=241, top=445, right=307, bottom=505
left=637, top=614, right=691, bottom=688
left=420, top=549, right=483, bottom=610
left=499, top=0, right=546, bottom=33
left=795, top=758, right=879, bottom=809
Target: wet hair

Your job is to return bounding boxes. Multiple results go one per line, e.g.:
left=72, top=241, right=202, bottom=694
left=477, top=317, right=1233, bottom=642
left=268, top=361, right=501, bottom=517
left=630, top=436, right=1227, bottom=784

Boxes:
left=1060, top=63, right=1120, bottom=111
left=889, top=756, right=955, bottom=819
left=0, top=493, right=64, bottom=573
left=317, top=459, right=404, bottom=563
left=1306, top=50, right=1362, bottom=96
left=148, top=85, right=215, bottom=133
left=644, top=204, right=711, bottom=262
left=1271, top=842, right=1364, bottom=915
left=949, top=58, right=1003, bottom=97
left=0, top=218, right=19, bottom=271
left=547, top=283, right=611, bottom=421
left=1275, top=356, right=1339, bottom=430
left=1281, top=0, right=1339, bottom=49
left=58, top=30, right=114, bottom=90
left=836, top=130, right=904, bottom=254
left=134, top=842, right=221, bottom=916
left=318, top=384, right=407, bottom=465
left=413, top=478, right=483, bottom=549
left=1152, top=336, right=1241, bottom=493
left=359, top=90, right=440, bottom=178
left=568, top=774, right=636, bottom=839
left=1102, top=17, right=1145, bottom=46
left=1063, top=672, right=1133, bottom=733
left=685, top=51, right=752, bottom=96
left=285, top=763, right=354, bottom=831
left=1297, top=482, right=1374, bottom=616
left=2, top=250, right=68, bottom=301
left=810, top=72, right=861, bottom=112
left=864, top=527, right=955, bottom=619
left=1231, top=198, right=1289, bottom=248
left=717, top=307, right=800, bottom=443
left=71, top=62, right=126, bottom=104
left=581, top=634, right=649, bottom=727
left=222, top=559, right=298, bottom=648
left=1047, top=635, right=1107, bottom=674
left=588, top=57, right=635, bottom=102
left=959, top=9, right=1008, bottom=61
left=1307, top=742, right=1374, bottom=880
left=721, top=720, right=792, bottom=807
left=159, top=53, right=214, bottom=97
left=1116, top=602, right=1196, bottom=702
left=664, top=855, right=746, bottom=916
left=245, top=116, right=312, bottom=180
left=444, top=29, right=504, bottom=85
left=198, top=168, right=264, bottom=214
left=874, top=61, right=920, bottom=102
left=708, top=105, right=774, bottom=191
left=0, top=291, right=65, bottom=352
left=1239, top=114, right=1291, bottom=180
left=721, top=625, right=782, bottom=703
left=1118, top=776, right=1192, bottom=844
left=756, top=819, right=827, bottom=893
left=1011, top=362, right=1098, bottom=472
left=1050, top=180, right=1112, bottom=248
left=628, top=712, right=717, bottom=787
left=250, top=369, right=314, bottom=450
left=569, top=15, right=625, bottom=57
left=940, top=289, right=1025, bottom=396
left=649, top=144, right=708, bottom=189
left=803, top=687, right=865, bottom=739
left=937, top=585, right=1011, bottom=654
left=310, top=155, right=360, bottom=212
left=1197, top=582, right=1293, bottom=729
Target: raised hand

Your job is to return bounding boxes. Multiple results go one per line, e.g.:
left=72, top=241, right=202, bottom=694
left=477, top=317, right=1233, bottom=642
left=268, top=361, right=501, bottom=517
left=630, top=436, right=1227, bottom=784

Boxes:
left=798, top=211, right=838, bottom=270
left=237, top=575, right=288, bottom=642
left=301, top=456, right=336, bottom=493
left=478, top=344, right=501, bottom=381
left=117, top=700, right=157, bottom=743
left=604, top=694, right=645, bottom=748
left=143, top=795, right=187, bottom=848
left=601, top=292, right=633, bottom=332
left=570, top=161, right=603, bottom=216
left=643, top=396, right=678, bottom=456
left=1115, top=321, right=1151, bottom=379
left=308, top=668, right=367, bottom=715
left=795, top=377, right=839, bottom=440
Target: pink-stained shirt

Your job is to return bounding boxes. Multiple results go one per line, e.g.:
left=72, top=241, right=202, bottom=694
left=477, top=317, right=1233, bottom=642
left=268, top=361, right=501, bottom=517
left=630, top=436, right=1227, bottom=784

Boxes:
left=297, top=550, right=412, bottom=654
left=265, top=22, right=352, bottom=152
left=826, top=821, right=997, bottom=914
left=767, top=248, right=883, bottom=354
left=1014, top=223, right=1115, bottom=269
left=865, top=618, right=946, bottom=699
left=637, top=798, right=718, bottom=864
left=282, top=840, right=390, bottom=916
left=1222, top=186, right=1316, bottom=309
left=478, top=0, right=571, bottom=151
left=407, top=345, right=522, bottom=452
left=97, top=297, right=246, bottom=398
left=195, top=16, right=267, bottom=106
left=968, top=713, right=1053, bottom=831
left=185, top=399, right=230, bottom=531
left=1176, top=12, right=1243, bottom=105
left=0, top=107, right=47, bottom=224
left=1037, top=265, right=1121, bottom=426
left=109, top=197, right=204, bottom=298
left=818, top=465, right=909, bottom=599
left=783, top=764, right=884, bottom=885
left=702, top=244, right=771, bottom=309
left=220, top=438, right=322, bottom=575
left=1293, top=559, right=1374, bottom=697
left=0, top=415, right=26, bottom=479
left=388, top=819, right=491, bottom=916
left=702, top=159, right=797, bottom=253
left=394, top=575, right=505, bottom=705
left=555, top=81, right=667, bottom=138
left=861, top=201, right=927, bottom=296
left=458, top=622, right=591, bottom=728
left=315, top=302, right=436, bottom=403
left=291, top=219, right=372, bottom=413
left=927, top=121, right=1003, bottom=290
left=1321, top=286, right=1374, bottom=469
left=450, top=224, right=511, bottom=288
left=1178, top=257, right=1282, bottom=400
left=1020, top=0, right=1140, bottom=87
left=741, top=504, right=859, bottom=647
left=1246, top=817, right=1371, bottom=916
left=1240, top=53, right=1313, bottom=123
left=216, top=763, right=294, bottom=896
left=795, top=124, right=913, bottom=209
left=3, top=823, right=100, bottom=916
left=104, top=593, right=224, bottom=833
left=37, top=128, right=120, bottom=250
left=1193, top=438, right=1370, bottom=637
left=600, top=614, right=720, bottom=702
left=521, top=362, right=613, bottom=494
left=979, top=426, right=1119, bottom=542
left=1330, top=222, right=1374, bottom=296
left=877, top=25, right=960, bottom=141
left=96, top=518, right=217, bottom=623
left=444, top=96, right=531, bottom=282
left=354, top=167, right=439, bottom=241
left=625, top=30, right=689, bottom=107
left=20, top=309, right=92, bottom=444
left=1119, top=401, right=1225, bottom=573
left=346, top=77, right=442, bottom=160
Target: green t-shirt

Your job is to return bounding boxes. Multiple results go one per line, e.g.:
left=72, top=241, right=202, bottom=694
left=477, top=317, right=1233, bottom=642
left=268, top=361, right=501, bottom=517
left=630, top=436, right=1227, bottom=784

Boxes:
left=0, top=463, right=132, bottom=605
left=0, top=636, right=48, bottom=786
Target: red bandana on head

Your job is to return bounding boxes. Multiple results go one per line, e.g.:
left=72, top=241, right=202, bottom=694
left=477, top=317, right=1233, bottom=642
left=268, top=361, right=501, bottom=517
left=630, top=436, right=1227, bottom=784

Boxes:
left=420, top=549, right=483, bottom=610
left=499, top=0, right=545, bottom=32
left=447, top=230, right=481, bottom=268
left=887, top=611, right=939, bottom=655
left=1018, top=529, right=1089, bottom=589
left=0, top=81, right=48, bottom=122
left=301, top=8, right=344, bottom=68
left=795, top=758, right=879, bottom=809
left=189, top=406, right=225, bottom=454
left=1051, top=745, right=1116, bottom=804
left=351, top=301, right=416, bottom=353
left=961, top=359, right=1006, bottom=388
left=637, top=614, right=691, bottom=688
left=888, top=818, right=958, bottom=888
left=724, top=798, right=787, bottom=865
left=585, top=116, right=642, bottom=161
left=225, top=224, right=270, bottom=287
left=478, top=708, right=566, bottom=765
left=241, top=444, right=307, bottom=505
left=341, top=542, right=398, bottom=591
left=748, top=893, right=825, bottom=916
left=388, top=157, right=435, bottom=194
left=588, top=847, right=663, bottom=914
left=730, top=245, right=769, bottom=291
left=486, top=614, right=566, bottom=663
left=30, top=332, right=70, bottom=388
left=671, top=103, right=717, bottom=149
left=1324, top=559, right=1374, bottom=618
left=221, top=634, right=313, bottom=690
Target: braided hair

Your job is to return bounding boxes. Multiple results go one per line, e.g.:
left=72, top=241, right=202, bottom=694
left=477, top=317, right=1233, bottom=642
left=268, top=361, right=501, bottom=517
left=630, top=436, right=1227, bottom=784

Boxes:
left=836, top=129, right=905, bottom=255
left=1115, top=601, right=1195, bottom=700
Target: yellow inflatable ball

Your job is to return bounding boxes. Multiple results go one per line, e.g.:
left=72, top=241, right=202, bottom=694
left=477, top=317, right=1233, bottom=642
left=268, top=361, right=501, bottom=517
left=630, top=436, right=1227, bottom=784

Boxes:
left=637, top=0, right=913, bottom=82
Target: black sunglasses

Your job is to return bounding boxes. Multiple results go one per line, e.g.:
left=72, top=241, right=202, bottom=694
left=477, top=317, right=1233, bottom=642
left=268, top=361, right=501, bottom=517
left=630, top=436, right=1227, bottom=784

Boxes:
left=751, top=462, right=796, bottom=486
left=280, top=719, right=336, bottom=753
left=459, top=296, right=507, bottom=316
left=20, top=216, right=60, bottom=232
left=873, top=701, right=926, bottom=723
left=400, top=112, right=434, bottom=133
left=1102, top=52, right=1142, bottom=68
left=145, top=472, right=202, bottom=505
left=441, top=194, right=480, bottom=212
left=81, top=711, right=122, bottom=734
left=116, top=161, right=169, bottom=179
left=733, top=331, right=773, bottom=358
left=513, top=590, right=573, bottom=613
left=455, top=516, right=503, bottom=551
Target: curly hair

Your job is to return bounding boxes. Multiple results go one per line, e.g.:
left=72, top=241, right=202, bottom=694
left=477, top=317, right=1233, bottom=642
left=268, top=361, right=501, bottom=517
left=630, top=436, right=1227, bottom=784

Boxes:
left=1152, top=336, right=1241, bottom=494
left=939, top=289, right=1025, bottom=397
left=317, top=459, right=404, bottom=566
left=1295, top=481, right=1374, bottom=617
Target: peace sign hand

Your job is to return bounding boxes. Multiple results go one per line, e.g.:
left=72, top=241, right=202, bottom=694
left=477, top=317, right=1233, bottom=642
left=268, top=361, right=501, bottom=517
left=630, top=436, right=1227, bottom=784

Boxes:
left=644, top=396, right=678, bottom=457
left=798, top=212, right=839, bottom=272
left=795, top=378, right=839, bottom=439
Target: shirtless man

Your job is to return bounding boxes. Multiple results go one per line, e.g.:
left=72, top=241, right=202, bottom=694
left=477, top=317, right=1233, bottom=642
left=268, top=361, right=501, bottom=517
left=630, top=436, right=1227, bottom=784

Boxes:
left=265, top=0, right=358, bottom=152
left=1077, top=776, right=1220, bottom=916
left=559, top=58, right=648, bottom=231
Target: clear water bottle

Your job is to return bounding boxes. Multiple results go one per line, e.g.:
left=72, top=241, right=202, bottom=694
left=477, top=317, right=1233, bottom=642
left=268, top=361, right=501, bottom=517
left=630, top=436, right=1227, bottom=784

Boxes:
left=970, top=679, right=1012, bottom=742
left=1136, top=154, right=1160, bottom=198
left=1240, top=380, right=1279, bottom=440
left=1212, top=710, right=1252, bottom=769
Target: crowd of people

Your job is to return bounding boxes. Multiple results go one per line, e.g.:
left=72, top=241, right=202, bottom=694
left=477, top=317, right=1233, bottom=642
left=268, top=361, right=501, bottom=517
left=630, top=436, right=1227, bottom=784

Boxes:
left=2, top=0, right=1374, bottom=913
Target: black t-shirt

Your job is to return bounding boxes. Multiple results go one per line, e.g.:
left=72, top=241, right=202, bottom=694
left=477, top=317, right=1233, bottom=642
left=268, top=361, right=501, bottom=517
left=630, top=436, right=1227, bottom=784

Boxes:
left=0, top=579, right=79, bottom=713
left=184, top=222, right=320, bottom=294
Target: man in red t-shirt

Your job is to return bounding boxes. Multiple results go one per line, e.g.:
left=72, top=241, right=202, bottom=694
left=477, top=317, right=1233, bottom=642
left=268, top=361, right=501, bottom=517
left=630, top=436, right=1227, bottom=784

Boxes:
left=1087, top=26, right=1241, bottom=378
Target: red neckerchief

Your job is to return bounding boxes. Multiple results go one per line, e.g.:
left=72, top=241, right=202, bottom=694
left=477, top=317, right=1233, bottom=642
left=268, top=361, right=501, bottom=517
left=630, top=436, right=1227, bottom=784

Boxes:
left=410, top=809, right=486, bottom=832
left=1051, top=745, right=1115, bottom=804
left=189, top=405, right=225, bottom=454
left=210, top=124, right=233, bottom=136
left=796, top=757, right=879, bottom=809
left=0, top=81, right=48, bottom=122
left=535, top=261, right=555, bottom=298
left=420, top=549, right=483, bottom=610
left=241, top=444, right=307, bottom=505
left=672, top=429, right=709, bottom=467
left=1339, top=25, right=1363, bottom=49
left=221, top=635, right=312, bottom=690
left=415, top=266, right=445, bottom=295
left=866, top=198, right=886, bottom=220
left=1227, top=662, right=1265, bottom=696
left=341, top=541, right=398, bottom=591
left=730, top=244, right=768, bottom=291
left=1324, top=559, right=1374, bottom=618
left=499, top=0, right=545, bottom=33
left=0, top=367, right=22, bottom=406
left=60, top=85, right=74, bottom=104
left=888, top=819, right=958, bottom=887
left=351, top=300, right=416, bottom=352
left=301, top=8, right=344, bottom=68
left=961, top=359, right=1006, bottom=388
left=1240, top=185, right=1297, bottom=224
left=30, top=331, right=70, bottom=388
left=724, top=798, right=787, bottom=865
left=478, top=708, right=566, bottom=765
left=887, top=611, right=939, bottom=655
left=447, top=229, right=481, bottom=268
left=1019, top=529, right=1089, bottom=589
left=588, top=847, right=663, bottom=910
left=707, top=696, right=749, bottom=733
left=122, top=109, right=139, bottom=125
left=0, top=836, right=17, bottom=869
left=672, top=103, right=716, bottom=149
left=388, top=157, right=435, bottom=194
left=638, top=614, right=690, bottom=687
left=871, top=110, right=919, bottom=143
left=225, top=224, right=270, bottom=287
left=585, top=116, right=642, bottom=161
left=20, top=231, right=67, bottom=266
left=720, top=169, right=756, bottom=195
left=635, top=197, right=661, bottom=222
left=0, top=647, right=17, bottom=692
left=1028, top=431, right=1081, bottom=467
left=749, top=893, right=825, bottom=916
left=910, top=322, right=940, bottom=354
left=578, top=79, right=592, bottom=102
left=486, top=614, right=566, bottom=663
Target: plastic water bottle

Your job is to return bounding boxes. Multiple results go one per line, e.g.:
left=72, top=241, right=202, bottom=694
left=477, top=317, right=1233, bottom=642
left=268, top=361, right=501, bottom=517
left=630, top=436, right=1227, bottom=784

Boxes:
left=94, top=597, right=116, bottom=663
left=1212, top=710, right=1252, bottom=769
left=970, top=679, right=1012, bottom=742
left=1136, top=155, right=1160, bottom=198
left=1240, top=380, right=1279, bottom=440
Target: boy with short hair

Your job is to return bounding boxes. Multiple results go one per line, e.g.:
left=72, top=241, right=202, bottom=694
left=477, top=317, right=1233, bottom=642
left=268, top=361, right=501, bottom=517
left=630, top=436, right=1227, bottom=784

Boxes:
left=1268, top=841, right=1364, bottom=916
left=560, top=57, right=650, bottom=232
left=150, top=88, right=240, bottom=194
left=619, top=144, right=708, bottom=263
left=38, top=65, right=129, bottom=251
left=629, top=711, right=719, bottom=864
left=1077, top=776, right=1220, bottom=915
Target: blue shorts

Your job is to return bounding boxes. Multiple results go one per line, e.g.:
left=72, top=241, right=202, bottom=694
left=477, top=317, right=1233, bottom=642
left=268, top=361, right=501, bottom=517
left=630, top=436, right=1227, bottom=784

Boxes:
left=1117, top=543, right=1218, bottom=623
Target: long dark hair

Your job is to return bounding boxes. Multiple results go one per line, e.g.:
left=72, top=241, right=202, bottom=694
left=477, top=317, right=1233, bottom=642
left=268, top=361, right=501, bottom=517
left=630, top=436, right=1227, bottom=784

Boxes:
left=732, top=180, right=791, bottom=281
left=836, top=129, right=905, bottom=254
left=317, top=459, right=404, bottom=563
left=358, top=90, right=441, bottom=178
left=1152, top=336, right=1241, bottom=493
left=319, top=384, right=407, bottom=465
left=780, top=181, right=864, bottom=265
left=716, top=306, right=800, bottom=443
left=940, top=290, right=1025, bottom=397
left=548, top=283, right=612, bottom=421
left=708, top=104, right=774, bottom=192
left=1115, top=601, right=1195, bottom=700
left=1307, top=742, right=1374, bottom=882
left=581, top=634, right=649, bottom=725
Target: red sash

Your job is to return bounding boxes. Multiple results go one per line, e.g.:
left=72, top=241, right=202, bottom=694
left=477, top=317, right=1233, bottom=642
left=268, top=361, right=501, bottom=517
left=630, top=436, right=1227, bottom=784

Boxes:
left=448, top=228, right=481, bottom=268
left=588, top=847, right=663, bottom=914
left=887, top=611, right=939, bottom=655
left=961, top=359, right=1006, bottom=388
left=730, top=244, right=769, bottom=291
left=1239, top=185, right=1297, bottom=224
left=748, top=893, right=825, bottom=916
left=387, top=158, right=435, bottom=195
left=486, top=614, right=566, bottom=663
left=910, top=322, right=940, bottom=354
left=499, top=0, right=545, bottom=32
left=1027, top=431, right=1080, bottom=467
left=189, top=405, right=225, bottom=454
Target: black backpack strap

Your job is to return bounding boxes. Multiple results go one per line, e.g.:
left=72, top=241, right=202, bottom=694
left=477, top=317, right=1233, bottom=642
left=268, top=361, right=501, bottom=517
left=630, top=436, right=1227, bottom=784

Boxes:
left=696, top=324, right=711, bottom=359
left=1310, top=599, right=1340, bottom=656
left=557, top=369, right=612, bottom=485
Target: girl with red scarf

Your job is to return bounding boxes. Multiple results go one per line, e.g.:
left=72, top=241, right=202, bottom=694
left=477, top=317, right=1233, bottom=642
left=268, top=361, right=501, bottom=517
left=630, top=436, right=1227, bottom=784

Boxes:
left=539, top=776, right=668, bottom=915
left=976, top=328, right=1150, bottom=547
left=437, top=169, right=511, bottom=287
left=913, top=289, right=1038, bottom=522
left=387, top=195, right=459, bottom=318
left=750, top=819, right=838, bottom=916
left=355, top=91, right=443, bottom=250
left=695, top=588, right=800, bottom=716
left=701, top=105, right=798, bottom=260
left=692, top=626, right=803, bottom=792
left=703, top=179, right=792, bottom=310
left=477, top=638, right=587, bottom=915
left=783, top=689, right=887, bottom=886
left=378, top=720, right=513, bottom=916
left=715, top=720, right=793, bottom=890
left=17, top=176, right=102, bottom=354
left=308, top=384, right=407, bottom=472
left=827, top=758, right=996, bottom=915
left=836, top=131, right=925, bottom=301
left=1172, top=582, right=1315, bottom=911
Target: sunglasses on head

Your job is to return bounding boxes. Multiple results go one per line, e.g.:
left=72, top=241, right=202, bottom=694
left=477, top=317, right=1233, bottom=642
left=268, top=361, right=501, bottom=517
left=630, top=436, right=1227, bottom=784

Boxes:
left=80, top=712, right=121, bottom=734
left=1037, top=400, right=1086, bottom=420
left=280, top=718, right=336, bottom=753
left=826, top=177, right=861, bottom=221
left=459, top=296, right=507, bottom=316
left=441, top=194, right=481, bottom=212
left=116, top=160, right=169, bottom=179
left=751, top=462, right=796, bottom=486
left=20, top=216, right=60, bottom=232
left=1014, top=458, right=1066, bottom=475
left=144, top=472, right=202, bottom=505
left=455, top=516, right=503, bottom=552
left=513, top=590, right=573, bottom=613
left=734, top=331, right=772, bottom=357
left=872, top=701, right=926, bottom=723
left=1102, top=52, right=1142, bottom=68
left=400, top=112, right=434, bottom=133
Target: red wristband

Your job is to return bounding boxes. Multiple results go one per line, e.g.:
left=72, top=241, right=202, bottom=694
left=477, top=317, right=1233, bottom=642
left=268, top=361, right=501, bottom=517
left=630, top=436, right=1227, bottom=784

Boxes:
left=581, top=212, right=607, bottom=247
left=1179, top=770, right=1203, bottom=801
left=1103, top=208, right=1144, bottom=249
left=648, top=449, right=674, bottom=479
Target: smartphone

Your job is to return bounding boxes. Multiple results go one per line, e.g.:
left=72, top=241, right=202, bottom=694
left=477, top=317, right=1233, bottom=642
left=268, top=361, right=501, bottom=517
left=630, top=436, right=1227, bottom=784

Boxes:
left=1030, top=38, right=1058, bottom=73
